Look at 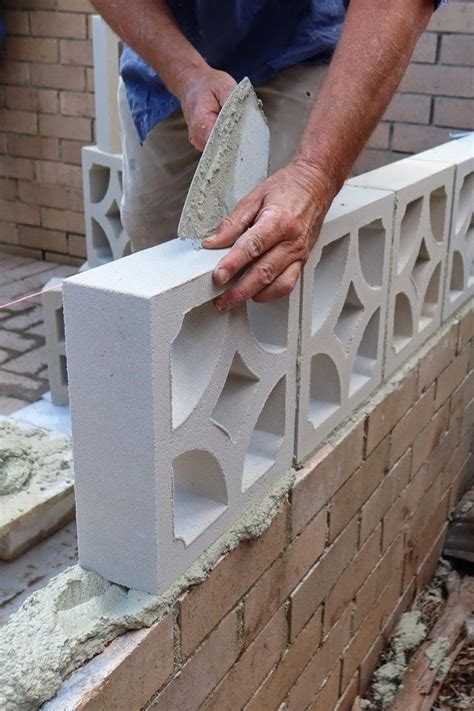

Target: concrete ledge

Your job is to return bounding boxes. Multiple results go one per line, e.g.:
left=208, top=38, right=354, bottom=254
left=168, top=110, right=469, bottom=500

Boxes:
left=0, top=418, right=74, bottom=561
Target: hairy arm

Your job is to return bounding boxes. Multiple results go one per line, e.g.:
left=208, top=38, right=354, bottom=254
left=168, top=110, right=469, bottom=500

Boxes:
left=205, top=0, right=434, bottom=308
left=90, top=0, right=236, bottom=149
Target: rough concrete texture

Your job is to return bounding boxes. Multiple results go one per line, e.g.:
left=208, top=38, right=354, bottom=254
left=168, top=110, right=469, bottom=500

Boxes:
left=412, top=135, right=474, bottom=319
left=0, top=417, right=74, bottom=560
left=349, top=157, right=454, bottom=378
left=296, top=184, right=393, bottom=462
left=63, top=223, right=298, bottom=594
left=42, top=278, right=68, bottom=407
left=82, top=146, right=129, bottom=267
left=178, top=77, right=269, bottom=240
left=0, top=469, right=293, bottom=710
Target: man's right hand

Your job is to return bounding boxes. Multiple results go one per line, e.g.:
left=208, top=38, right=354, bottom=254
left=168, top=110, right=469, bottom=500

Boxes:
left=176, top=67, right=237, bottom=151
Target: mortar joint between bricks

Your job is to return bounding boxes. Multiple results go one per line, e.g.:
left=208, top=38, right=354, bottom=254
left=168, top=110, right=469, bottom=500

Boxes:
left=236, top=600, right=246, bottom=654
left=285, top=492, right=293, bottom=545
left=171, top=603, right=184, bottom=670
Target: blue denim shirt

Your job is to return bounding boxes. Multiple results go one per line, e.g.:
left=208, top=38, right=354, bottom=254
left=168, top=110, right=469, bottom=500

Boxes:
left=120, top=0, right=445, bottom=142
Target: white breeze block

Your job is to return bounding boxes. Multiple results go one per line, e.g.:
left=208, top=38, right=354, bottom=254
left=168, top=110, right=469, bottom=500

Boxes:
left=296, top=185, right=393, bottom=463
left=82, top=146, right=130, bottom=268
left=410, top=136, right=474, bottom=319
left=63, top=239, right=298, bottom=594
left=92, top=16, right=121, bottom=155
left=42, top=278, right=68, bottom=407
left=349, top=158, right=454, bottom=378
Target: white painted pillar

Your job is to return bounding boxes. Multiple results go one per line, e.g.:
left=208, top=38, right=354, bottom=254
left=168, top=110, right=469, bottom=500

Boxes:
left=92, top=15, right=122, bottom=155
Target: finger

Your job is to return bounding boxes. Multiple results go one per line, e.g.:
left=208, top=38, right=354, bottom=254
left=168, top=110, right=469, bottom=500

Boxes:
left=214, top=244, right=296, bottom=310
left=252, top=261, right=302, bottom=303
left=202, top=194, right=261, bottom=250
left=211, top=210, right=291, bottom=286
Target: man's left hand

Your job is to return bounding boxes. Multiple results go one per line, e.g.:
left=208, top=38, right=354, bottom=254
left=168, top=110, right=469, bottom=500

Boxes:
left=202, top=160, right=333, bottom=308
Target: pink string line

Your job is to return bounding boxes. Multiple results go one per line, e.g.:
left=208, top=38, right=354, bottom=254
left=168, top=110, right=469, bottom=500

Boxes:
left=0, top=282, right=63, bottom=310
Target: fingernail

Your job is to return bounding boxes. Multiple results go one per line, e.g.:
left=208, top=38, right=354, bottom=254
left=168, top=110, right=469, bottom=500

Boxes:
left=215, top=299, right=228, bottom=311
left=214, top=267, right=230, bottom=285
left=203, top=233, right=216, bottom=243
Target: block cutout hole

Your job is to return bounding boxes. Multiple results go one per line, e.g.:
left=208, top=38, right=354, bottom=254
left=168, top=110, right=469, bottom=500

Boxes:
left=411, top=238, right=431, bottom=295
left=173, top=450, right=227, bottom=545
left=308, top=353, right=341, bottom=427
left=419, top=263, right=441, bottom=330
left=358, top=219, right=385, bottom=287
left=59, top=354, right=68, bottom=386
left=429, top=186, right=447, bottom=243
left=88, top=164, right=111, bottom=203
left=246, top=297, right=289, bottom=353
left=171, top=301, right=228, bottom=429
left=55, top=306, right=65, bottom=342
left=449, top=251, right=464, bottom=301
left=334, top=281, right=365, bottom=352
left=91, top=218, right=113, bottom=262
left=242, top=377, right=285, bottom=491
left=350, top=308, right=380, bottom=396
left=312, top=234, right=350, bottom=333
left=393, top=292, right=413, bottom=354
left=399, top=198, right=423, bottom=272
left=456, top=173, right=473, bottom=235
left=104, top=199, right=123, bottom=241
left=211, top=351, right=259, bottom=442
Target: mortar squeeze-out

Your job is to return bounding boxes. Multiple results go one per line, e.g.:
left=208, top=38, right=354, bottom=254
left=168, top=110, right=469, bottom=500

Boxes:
left=0, top=419, right=71, bottom=497
left=0, top=469, right=294, bottom=710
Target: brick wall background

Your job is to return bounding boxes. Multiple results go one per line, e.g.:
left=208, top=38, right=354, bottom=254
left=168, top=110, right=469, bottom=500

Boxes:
left=0, top=0, right=472, bottom=263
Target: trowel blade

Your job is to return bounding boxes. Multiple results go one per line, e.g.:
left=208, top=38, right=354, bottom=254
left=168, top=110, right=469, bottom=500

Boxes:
left=177, top=77, right=270, bottom=241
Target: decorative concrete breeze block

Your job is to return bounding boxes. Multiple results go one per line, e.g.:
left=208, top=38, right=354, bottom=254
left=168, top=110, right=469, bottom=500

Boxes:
left=349, top=158, right=454, bottom=378
left=82, top=146, right=130, bottom=268
left=410, top=136, right=474, bottom=319
left=63, top=239, right=298, bottom=594
left=296, top=185, right=393, bottom=462
left=42, top=278, right=68, bottom=406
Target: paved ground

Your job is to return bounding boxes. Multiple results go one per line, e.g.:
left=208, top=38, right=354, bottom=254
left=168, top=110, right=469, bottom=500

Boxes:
left=0, top=251, right=76, bottom=415
left=0, top=252, right=79, bottom=627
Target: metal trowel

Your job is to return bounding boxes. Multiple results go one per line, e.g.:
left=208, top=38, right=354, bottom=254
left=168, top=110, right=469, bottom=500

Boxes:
left=177, top=77, right=270, bottom=241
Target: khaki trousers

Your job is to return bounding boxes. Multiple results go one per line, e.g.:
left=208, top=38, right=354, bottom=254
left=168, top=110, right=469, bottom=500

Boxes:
left=118, top=63, right=328, bottom=252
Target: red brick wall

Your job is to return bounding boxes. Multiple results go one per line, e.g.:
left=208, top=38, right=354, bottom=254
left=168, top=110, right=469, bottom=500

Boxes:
left=50, top=305, right=474, bottom=709
left=0, top=0, right=95, bottom=265
left=0, top=1, right=472, bottom=262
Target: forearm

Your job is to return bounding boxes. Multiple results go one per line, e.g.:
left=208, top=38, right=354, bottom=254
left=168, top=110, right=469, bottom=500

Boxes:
left=294, top=0, right=434, bottom=201
left=90, top=0, right=206, bottom=97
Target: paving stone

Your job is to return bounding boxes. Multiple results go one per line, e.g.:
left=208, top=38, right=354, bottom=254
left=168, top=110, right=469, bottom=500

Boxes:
left=2, top=306, right=43, bottom=332
left=0, top=369, right=47, bottom=401
left=0, top=329, right=40, bottom=354
left=0, top=395, right=28, bottom=415
left=3, top=345, right=47, bottom=377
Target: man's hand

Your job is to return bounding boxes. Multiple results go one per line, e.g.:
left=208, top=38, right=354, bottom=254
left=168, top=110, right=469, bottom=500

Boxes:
left=176, top=67, right=237, bottom=151
left=202, top=161, right=333, bottom=309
